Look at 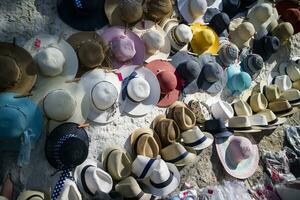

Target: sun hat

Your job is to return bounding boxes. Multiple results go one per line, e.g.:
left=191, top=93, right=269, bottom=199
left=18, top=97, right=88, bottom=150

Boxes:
left=210, top=101, right=234, bottom=121
left=143, top=159, right=180, bottom=197
left=233, top=100, right=253, bottom=116
left=229, top=21, right=255, bottom=49
left=279, top=62, right=300, bottom=82
left=241, top=54, right=264, bottom=77
left=216, top=135, right=259, bottom=179
left=17, top=191, right=44, bottom=200
left=272, top=22, right=294, bottom=44
left=181, top=126, right=214, bottom=150
left=268, top=99, right=299, bottom=117
left=119, top=65, right=160, bottom=116
left=222, top=0, right=241, bottom=18
left=256, top=109, right=287, bottom=126
left=275, top=0, right=299, bottom=19
left=57, top=0, right=108, bottom=31
left=0, top=42, right=37, bottom=94
left=227, top=72, right=252, bottom=96
left=249, top=93, right=268, bottom=113
left=281, top=89, right=300, bottom=106
left=144, top=0, right=173, bottom=23
left=104, top=0, right=143, bottom=26
left=188, top=100, right=212, bottom=123
left=161, top=143, right=196, bottom=166
left=271, top=75, right=292, bottom=92
left=131, top=128, right=162, bottom=158
left=204, top=119, right=233, bottom=138
left=227, top=116, right=261, bottom=133
left=217, top=42, right=239, bottom=66
left=263, top=85, right=281, bottom=102
left=145, top=60, right=183, bottom=107
left=102, top=146, right=132, bottom=181
left=56, top=179, right=82, bottom=200
left=45, top=122, right=89, bottom=170
left=131, top=155, right=160, bottom=180
left=101, top=26, right=145, bottom=69
left=248, top=115, right=276, bottom=131
left=252, top=35, right=280, bottom=61
left=208, top=12, right=230, bottom=36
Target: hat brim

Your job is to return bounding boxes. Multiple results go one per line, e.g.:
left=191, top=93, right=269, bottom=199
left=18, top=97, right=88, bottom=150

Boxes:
left=230, top=129, right=262, bottom=133
left=104, top=0, right=125, bottom=26
left=190, top=132, right=214, bottom=150
left=276, top=107, right=300, bottom=117
left=160, top=18, right=179, bottom=33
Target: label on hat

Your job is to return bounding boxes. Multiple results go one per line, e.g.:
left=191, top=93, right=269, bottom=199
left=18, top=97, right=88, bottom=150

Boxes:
left=34, top=38, right=41, bottom=49
left=115, top=70, right=123, bottom=81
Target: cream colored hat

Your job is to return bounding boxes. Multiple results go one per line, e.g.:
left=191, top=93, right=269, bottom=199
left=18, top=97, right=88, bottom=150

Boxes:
left=250, top=93, right=268, bottom=113
left=281, top=89, right=300, bottom=106
left=279, top=61, right=300, bottom=82
left=57, top=179, right=82, bottom=200
left=263, top=84, right=281, bottom=102
left=248, top=115, right=276, bottom=131
left=131, top=155, right=160, bottom=180
left=257, top=109, right=287, bottom=126
left=161, top=143, right=196, bottom=166
left=228, top=116, right=261, bottom=133
left=210, top=101, right=234, bottom=121
left=269, top=99, right=299, bottom=117
left=229, top=19, right=255, bottom=49
left=17, top=191, right=45, bottom=200
left=271, top=75, right=292, bottom=92
left=233, top=100, right=253, bottom=116
left=181, top=126, right=214, bottom=150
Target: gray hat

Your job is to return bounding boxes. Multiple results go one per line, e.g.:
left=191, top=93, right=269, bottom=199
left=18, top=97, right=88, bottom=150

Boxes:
left=217, top=42, right=239, bottom=66
left=241, top=54, right=264, bottom=76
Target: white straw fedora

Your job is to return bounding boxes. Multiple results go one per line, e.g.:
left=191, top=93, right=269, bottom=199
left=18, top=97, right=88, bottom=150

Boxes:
left=181, top=126, right=214, bottom=150
left=281, top=89, right=300, bottom=107
left=270, top=75, right=292, bottom=92
left=210, top=101, right=234, bottom=121
left=228, top=116, right=261, bottom=133
left=56, top=179, right=82, bottom=200
left=131, top=155, right=160, bottom=180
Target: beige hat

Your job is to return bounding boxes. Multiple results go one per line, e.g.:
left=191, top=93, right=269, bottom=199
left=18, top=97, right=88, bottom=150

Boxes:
left=250, top=93, right=268, bottom=113
left=271, top=75, right=292, bottom=92
left=263, top=85, right=281, bottom=102
left=233, top=100, right=253, bottom=116
left=181, top=126, right=214, bottom=150
left=257, top=109, right=287, bottom=126
left=281, top=89, right=300, bottom=106
left=279, top=62, right=300, bottom=82
left=248, top=115, right=276, bottom=131
left=144, top=0, right=173, bottom=23
left=229, top=19, right=255, bottom=49
left=228, top=116, right=261, bottom=133
left=131, top=155, right=160, bottom=180
left=17, top=191, right=44, bottom=200
left=268, top=99, right=299, bottom=117
left=210, top=101, right=234, bottom=121
left=161, top=143, right=196, bottom=166
left=293, top=80, right=300, bottom=90
left=272, top=22, right=294, bottom=44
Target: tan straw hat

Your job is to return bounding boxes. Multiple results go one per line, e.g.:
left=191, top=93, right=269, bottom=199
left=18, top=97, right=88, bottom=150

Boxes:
left=249, top=93, right=268, bottom=113
left=228, top=116, right=261, bottom=133
left=256, top=109, right=287, bottom=126
left=263, top=85, right=281, bottom=102
left=233, top=100, right=253, bottom=116
left=181, top=126, right=214, bottom=150
left=161, top=143, right=196, bottom=166
left=268, top=99, right=299, bottom=117
left=281, top=89, right=300, bottom=106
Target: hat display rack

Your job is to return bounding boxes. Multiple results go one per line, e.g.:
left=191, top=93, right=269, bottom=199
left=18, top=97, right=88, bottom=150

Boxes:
left=1, top=0, right=300, bottom=199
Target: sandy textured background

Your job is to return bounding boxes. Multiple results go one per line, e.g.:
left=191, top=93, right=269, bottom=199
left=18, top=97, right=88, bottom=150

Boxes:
left=0, top=0, right=300, bottom=199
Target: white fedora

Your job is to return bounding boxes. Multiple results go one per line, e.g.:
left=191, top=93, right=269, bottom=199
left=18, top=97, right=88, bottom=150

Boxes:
left=210, top=101, right=234, bottom=122
left=131, top=155, right=160, bottom=180
left=56, top=179, right=82, bottom=200
left=181, top=126, right=214, bottom=150
left=269, top=75, right=292, bottom=92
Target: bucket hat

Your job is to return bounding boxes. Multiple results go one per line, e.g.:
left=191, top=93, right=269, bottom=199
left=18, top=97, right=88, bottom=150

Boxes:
left=233, top=100, right=253, bottom=116
left=45, top=122, right=89, bottom=170
left=228, top=116, right=261, bottom=133
left=17, top=191, right=44, bottom=200
left=101, top=26, right=145, bottom=69
left=57, top=0, right=108, bottom=31
left=56, top=179, right=82, bottom=200
left=144, top=0, right=173, bottom=23
left=204, top=119, right=233, bottom=138
left=216, top=135, right=259, bottom=179
left=229, top=21, right=255, bottom=49
left=256, top=109, right=287, bottom=126
left=279, top=62, right=300, bottom=82
left=131, top=155, right=160, bottom=180
left=272, top=22, right=294, bottom=44
left=268, top=99, right=299, bottom=117
left=161, top=143, right=196, bottom=166
left=181, top=126, right=214, bottom=150
left=217, top=42, right=239, bottom=66
left=241, top=54, right=264, bottom=77
left=227, top=71, right=252, bottom=96
left=281, top=89, right=300, bottom=106
left=210, top=101, right=234, bottom=121
left=119, top=65, right=160, bottom=116
left=0, top=42, right=37, bottom=94
left=249, top=93, right=268, bottom=113
left=188, top=100, right=212, bottom=123
left=252, top=35, right=280, bottom=61
left=271, top=75, right=292, bottom=92
left=263, top=84, right=281, bottom=102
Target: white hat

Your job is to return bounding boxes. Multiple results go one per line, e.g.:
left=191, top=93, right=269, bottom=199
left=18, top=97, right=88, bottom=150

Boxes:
left=248, top=115, right=276, bottom=131
left=57, top=179, right=82, bottom=200
left=210, top=101, right=234, bottom=121
left=272, top=75, right=292, bottom=92
left=119, top=65, right=160, bottom=116
left=131, top=155, right=160, bottom=180
left=74, top=159, right=113, bottom=198
left=280, top=63, right=300, bottom=82
left=181, top=126, right=214, bottom=150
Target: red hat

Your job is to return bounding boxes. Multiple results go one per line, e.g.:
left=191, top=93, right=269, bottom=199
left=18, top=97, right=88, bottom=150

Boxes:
left=283, top=8, right=300, bottom=33
left=276, top=0, right=299, bottom=17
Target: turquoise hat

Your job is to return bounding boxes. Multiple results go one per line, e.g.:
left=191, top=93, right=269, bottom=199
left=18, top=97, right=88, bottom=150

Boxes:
left=227, top=64, right=252, bottom=96
left=0, top=92, right=43, bottom=166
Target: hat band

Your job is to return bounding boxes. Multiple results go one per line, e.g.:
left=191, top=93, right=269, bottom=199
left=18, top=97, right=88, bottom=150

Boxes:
left=228, top=126, right=252, bottom=131
left=81, top=165, right=94, bottom=196
left=105, top=149, right=118, bottom=170
left=170, top=27, right=186, bottom=48
left=139, top=158, right=156, bottom=179
left=124, top=191, right=145, bottom=200
left=121, top=71, right=140, bottom=102
left=150, top=171, right=174, bottom=189
left=268, top=118, right=278, bottom=125
left=273, top=107, right=293, bottom=115
left=165, top=151, right=189, bottom=163
left=26, top=194, right=44, bottom=200
left=289, top=98, right=300, bottom=105
left=184, top=136, right=207, bottom=147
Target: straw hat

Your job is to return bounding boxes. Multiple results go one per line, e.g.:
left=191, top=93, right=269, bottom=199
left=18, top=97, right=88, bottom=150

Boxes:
left=204, top=119, right=233, bottom=138
left=17, top=191, right=44, bottom=200
left=188, top=100, right=212, bottom=123
left=210, top=101, right=234, bottom=121
left=131, top=128, right=162, bottom=158
left=272, top=22, right=294, bottom=44
left=248, top=115, right=276, bottom=131
left=233, top=100, right=253, bottom=116
left=263, top=85, right=281, bottom=102
left=268, top=99, right=299, bottom=117
left=161, top=143, right=196, bottom=166
left=144, top=0, right=173, bottom=23
left=217, top=42, right=239, bottom=66
left=281, top=89, right=300, bottom=106
left=181, top=126, right=214, bottom=150
left=131, top=155, right=160, bottom=180
left=228, top=116, right=261, bottom=133
left=56, top=179, right=82, bottom=200
left=240, top=54, right=264, bottom=77
left=271, top=75, right=292, bottom=92
left=256, top=109, right=287, bottom=126
left=249, top=93, right=268, bottom=113
left=252, top=35, right=280, bottom=61
left=279, top=62, right=300, bottom=82
left=293, top=79, right=300, bottom=90
left=229, top=20, right=255, bottom=49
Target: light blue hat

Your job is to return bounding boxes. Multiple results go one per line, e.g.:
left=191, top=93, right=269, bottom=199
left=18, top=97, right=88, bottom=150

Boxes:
left=227, top=64, right=252, bottom=96
left=0, top=92, right=43, bottom=166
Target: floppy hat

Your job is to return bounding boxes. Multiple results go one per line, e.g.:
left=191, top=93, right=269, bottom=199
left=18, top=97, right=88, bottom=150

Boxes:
left=188, top=100, right=212, bottom=123
left=271, top=75, right=292, bottom=92
left=101, top=26, right=145, bottom=69
left=146, top=60, right=182, bottom=107
left=263, top=85, right=281, bottom=102
left=161, top=143, right=196, bottom=166
left=252, top=35, right=280, bottom=61
left=17, top=190, right=44, bottom=200
left=132, top=20, right=170, bottom=63
left=56, top=179, right=82, bottom=200
left=0, top=42, right=37, bottom=94
left=104, top=0, right=143, bottom=26
left=131, top=128, right=162, bottom=158
left=181, top=126, right=214, bottom=150
left=102, top=146, right=132, bottom=181
left=131, top=155, right=160, bottom=180
left=241, top=54, right=264, bottom=77
left=233, top=100, right=253, bottom=116
left=281, top=89, right=300, bottom=106
left=268, top=99, right=299, bottom=117
left=57, top=0, right=108, bottom=31
left=272, top=22, right=294, bottom=44
left=279, top=62, right=300, bottom=82
left=210, top=101, right=234, bottom=121
left=227, top=116, right=261, bottom=133
left=144, top=0, right=173, bottom=23
left=119, top=65, right=160, bottom=116
left=74, top=159, right=113, bottom=198
left=204, top=119, right=233, bottom=138
left=217, top=42, right=239, bottom=66
left=227, top=72, right=252, bottom=96
left=45, top=122, right=89, bottom=170
left=216, top=135, right=259, bottom=179
left=256, top=109, right=287, bottom=126
left=229, top=21, right=255, bottom=49
left=249, top=93, right=268, bottom=113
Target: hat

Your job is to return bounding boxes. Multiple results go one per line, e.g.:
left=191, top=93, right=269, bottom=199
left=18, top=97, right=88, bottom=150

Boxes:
left=227, top=72, right=252, bottom=96
left=143, top=159, right=180, bottom=197
left=146, top=60, right=182, bottom=107
left=281, top=89, right=300, bottom=106
left=104, top=0, right=143, bottom=26
left=241, top=54, right=264, bottom=77
left=268, top=99, right=299, bottom=117
left=188, top=100, right=212, bottom=123
left=249, top=93, right=268, bottom=113
left=0, top=42, right=37, bottom=94
left=168, top=23, right=193, bottom=53
left=101, top=26, right=145, bottom=69
left=263, top=85, right=281, bottom=102
left=271, top=75, right=292, bottom=92
left=293, top=79, right=300, bottom=90
left=210, top=101, right=234, bottom=121
left=217, top=42, right=239, bottom=66
left=74, top=159, right=113, bottom=198
left=80, top=69, right=121, bottom=124
left=131, top=155, right=160, bottom=180
left=204, top=119, right=233, bottom=138
left=272, top=22, right=294, bottom=44
left=208, top=12, right=230, bottom=35
left=119, top=65, right=160, bottom=116
left=240, top=0, right=257, bottom=10
left=144, top=0, right=173, bottom=23
left=57, top=0, right=108, bottom=31
left=222, top=0, right=241, bottom=18
left=279, top=62, right=300, bottom=82
left=190, top=23, right=220, bottom=55
left=256, top=109, right=286, bottom=126
left=161, top=143, right=196, bottom=166
left=45, top=123, right=89, bottom=169
left=131, top=128, right=162, bottom=158
left=281, top=8, right=300, bottom=34
left=248, top=115, right=276, bottom=131
left=56, top=179, right=82, bottom=200
left=102, top=146, right=132, bottom=181
left=229, top=21, right=255, bottom=49
left=17, top=191, right=45, bottom=200
left=233, top=100, right=253, bottom=116
left=216, top=135, right=259, bottom=179
left=253, top=35, right=280, bottom=61
left=228, top=116, right=261, bottom=133
left=115, top=176, right=153, bottom=200
left=181, top=126, right=214, bottom=150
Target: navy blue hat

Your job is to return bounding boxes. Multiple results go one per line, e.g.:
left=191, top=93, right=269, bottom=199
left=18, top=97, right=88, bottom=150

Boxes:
left=222, top=0, right=241, bottom=18
left=208, top=12, right=230, bottom=36
left=240, top=0, right=258, bottom=10
left=204, top=119, right=232, bottom=138
left=253, top=36, right=280, bottom=61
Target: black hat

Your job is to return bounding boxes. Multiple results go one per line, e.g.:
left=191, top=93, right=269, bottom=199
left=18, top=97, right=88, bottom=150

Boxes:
left=208, top=12, right=230, bottom=36
left=253, top=36, right=280, bottom=61
left=222, top=0, right=241, bottom=18
left=45, top=122, right=89, bottom=169
left=203, top=8, right=221, bottom=24
left=57, top=0, right=108, bottom=31
left=240, top=0, right=258, bottom=10
left=204, top=119, right=232, bottom=138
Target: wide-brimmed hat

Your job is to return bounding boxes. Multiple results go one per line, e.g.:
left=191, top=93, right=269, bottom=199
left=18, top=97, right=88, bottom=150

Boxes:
left=101, top=26, right=145, bottom=69
left=233, top=100, right=253, bottom=116
left=263, top=85, right=281, bottom=102
left=268, top=99, right=299, bottom=117
left=241, top=54, right=264, bottom=77
left=56, top=179, right=82, bottom=200
left=272, top=22, right=294, bottom=44
left=74, top=159, right=113, bottom=198
left=161, top=143, right=196, bottom=166
left=216, top=135, right=259, bottom=179
left=131, top=128, right=162, bottom=158
left=279, top=62, right=300, bottom=82
left=0, top=42, right=37, bottom=94
left=249, top=93, right=268, bottom=113
left=228, top=116, right=261, bottom=133
left=227, top=71, right=252, bottom=96
left=102, top=146, right=132, bottom=181
left=131, top=155, right=160, bottom=180
left=144, top=0, right=173, bottom=23
left=210, top=101, right=234, bottom=121
left=57, top=0, right=108, bottom=31
left=217, top=42, right=239, bottom=66
left=253, top=35, right=280, bottom=61
left=45, top=122, right=89, bottom=170
left=181, top=126, right=214, bottom=150
left=256, top=109, right=287, bottom=126
left=229, top=20, right=255, bottom=49
left=204, top=119, right=233, bottom=138
left=146, top=60, right=183, bottom=107
left=270, top=75, right=292, bottom=92
left=188, top=100, right=212, bottom=123
left=119, top=65, right=160, bottom=116
left=17, top=190, right=45, bottom=200
left=281, top=89, right=300, bottom=106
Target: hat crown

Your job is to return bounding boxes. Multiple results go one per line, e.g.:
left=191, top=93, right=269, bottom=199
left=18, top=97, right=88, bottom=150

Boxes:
left=157, top=70, right=177, bottom=93
left=107, top=149, right=132, bottom=180
left=127, top=77, right=151, bottom=102
left=211, top=101, right=234, bottom=121
left=204, top=119, right=227, bottom=132
left=178, top=59, right=202, bottom=83
left=269, top=99, right=292, bottom=112
left=264, top=84, right=281, bottom=102
left=84, top=167, right=113, bottom=194
left=286, top=64, right=300, bottom=81
left=221, top=44, right=239, bottom=62
left=274, top=75, right=292, bottom=92
left=115, top=176, right=142, bottom=198
left=203, top=62, right=223, bottom=83
left=136, top=134, right=160, bottom=158
left=0, top=56, right=21, bottom=89
left=91, top=81, right=118, bottom=111
left=197, top=29, right=216, bottom=48
left=119, top=0, right=143, bottom=24
left=181, top=126, right=205, bottom=142
left=234, top=100, right=252, bottom=116
left=284, top=8, right=300, bottom=25
left=209, top=12, right=230, bottom=35
left=155, top=118, right=180, bottom=146
left=189, top=0, right=207, bottom=19
left=228, top=137, right=253, bottom=163
left=142, top=30, right=164, bottom=55
left=257, top=109, right=276, bottom=122
left=237, top=22, right=255, bottom=40
left=250, top=93, right=268, bottom=113
left=175, top=24, right=193, bottom=43
left=78, top=41, right=104, bottom=69
left=229, top=116, right=251, bottom=128
left=264, top=36, right=280, bottom=53
left=150, top=159, right=171, bottom=183
left=111, top=35, right=136, bottom=62
left=282, top=89, right=300, bottom=101
left=132, top=155, right=158, bottom=178
left=231, top=72, right=252, bottom=92
left=146, top=0, right=173, bottom=22
left=273, top=22, right=294, bottom=41
left=173, top=106, right=196, bottom=130
left=247, top=54, right=263, bottom=71
left=188, top=100, right=211, bottom=123
left=250, top=3, right=273, bottom=23
left=249, top=115, right=268, bottom=126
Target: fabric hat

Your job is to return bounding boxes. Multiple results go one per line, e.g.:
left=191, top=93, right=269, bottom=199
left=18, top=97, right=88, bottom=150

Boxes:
left=217, top=42, right=239, bottom=66
left=222, top=0, right=241, bottom=18
left=252, top=35, right=280, bottom=61
left=131, top=155, right=160, bottom=180
left=104, top=0, right=143, bottom=26
left=268, top=99, right=299, bottom=117
left=74, top=159, right=113, bottom=198
left=144, top=0, right=173, bottom=23
left=45, top=122, right=89, bottom=170
left=229, top=21, right=255, bottom=49
left=56, top=179, right=82, bottom=200
left=272, top=22, right=294, bottom=44
left=275, top=0, right=299, bottom=20
left=57, top=0, right=108, bottom=31
left=17, top=190, right=45, bottom=200
left=241, top=54, right=264, bottom=77
left=271, top=75, right=292, bottom=92
left=249, top=93, right=268, bottom=113
left=161, top=143, right=196, bottom=166
left=131, top=128, right=162, bottom=158
left=228, top=116, right=261, bottom=133
left=279, top=62, right=300, bottom=82
left=168, top=23, right=193, bottom=53
left=281, top=8, right=300, bottom=34
left=233, top=100, right=253, bottom=116
left=248, top=115, right=276, bottom=131
left=204, top=119, right=233, bottom=138
left=227, top=72, right=252, bottom=96
left=208, top=12, right=230, bottom=35
left=0, top=42, right=37, bottom=94
left=281, top=89, right=300, bottom=106
left=102, top=146, right=132, bottom=181
left=188, top=100, right=212, bottom=123
left=101, top=26, right=145, bottom=69
left=210, top=101, right=234, bottom=121
left=256, top=109, right=287, bottom=126
left=181, top=126, right=214, bottom=150
left=216, top=135, right=259, bottom=179
left=146, top=60, right=183, bottom=107
left=119, top=65, right=160, bottom=116
left=263, top=84, right=281, bottom=102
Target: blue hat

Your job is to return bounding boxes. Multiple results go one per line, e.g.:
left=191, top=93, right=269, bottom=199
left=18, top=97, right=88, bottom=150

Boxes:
left=241, top=54, right=264, bottom=77
left=227, top=72, right=252, bottom=96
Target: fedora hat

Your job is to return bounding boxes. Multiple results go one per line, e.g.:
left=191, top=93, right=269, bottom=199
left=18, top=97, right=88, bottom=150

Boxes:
left=74, top=159, right=113, bottom=198
left=216, top=135, right=259, bottom=179
left=263, top=84, right=281, bottom=102
left=271, top=75, right=292, bottom=92
left=181, top=126, right=214, bottom=150
left=228, top=116, right=261, bottom=133
left=279, top=62, right=300, bottom=82
left=281, top=89, right=300, bottom=106
left=102, top=146, right=132, bottom=181
left=208, top=12, right=230, bottom=36
left=57, top=0, right=108, bottom=31
left=119, top=65, right=160, bottom=116
left=253, top=35, right=280, bottom=61
left=143, top=159, right=180, bottom=197
left=233, top=100, right=253, bottom=116
left=146, top=60, right=183, bottom=107
left=115, top=176, right=153, bottom=200
left=210, top=101, right=234, bottom=121
left=161, top=143, right=196, bottom=166
left=45, top=122, right=89, bottom=170
left=101, top=26, right=145, bottom=69
left=131, top=155, right=160, bottom=180
left=204, top=119, right=232, bottom=138
left=17, top=190, right=44, bottom=200
left=249, top=93, right=268, bottom=113
left=131, top=128, right=162, bottom=158
left=268, top=99, right=299, bottom=117
left=0, top=42, right=37, bottom=94
left=229, top=21, right=255, bottom=49
left=104, top=0, right=143, bottom=26
left=241, top=54, right=264, bottom=77
left=256, top=109, right=287, bottom=126
left=188, top=100, right=212, bottom=123
left=248, top=115, right=276, bottom=131
left=227, top=71, right=252, bottom=96
left=152, top=114, right=180, bottom=147
left=272, top=22, right=294, bottom=44
left=80, top=69, right=122, bottom=124
left=217, top=42, right=239, bottom=66
left=144, top=0, right=173, bottom=23
left=56, top=179, right=82, bottom=200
